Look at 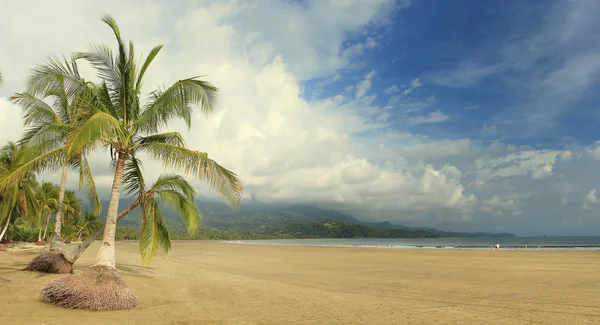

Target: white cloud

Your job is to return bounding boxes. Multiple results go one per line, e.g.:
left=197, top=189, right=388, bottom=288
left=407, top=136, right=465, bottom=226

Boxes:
left=408, top=111, right=450, bottom=125
left=583, top=189, right=598, bottom=210
left=3, top=0, right=600, bottom=235
left=411, top=78, right=423, bottom=88
left=356, top=69, right=376, bottom=98
left=384, top=85, right=399, bottom=94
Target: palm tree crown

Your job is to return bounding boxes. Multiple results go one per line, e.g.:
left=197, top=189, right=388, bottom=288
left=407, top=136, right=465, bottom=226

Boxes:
left=62, top=15, right=242, bottom=269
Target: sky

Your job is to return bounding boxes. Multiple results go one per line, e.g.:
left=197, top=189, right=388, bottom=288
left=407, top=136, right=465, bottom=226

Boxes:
left=1, top=0, right=600, bottom=236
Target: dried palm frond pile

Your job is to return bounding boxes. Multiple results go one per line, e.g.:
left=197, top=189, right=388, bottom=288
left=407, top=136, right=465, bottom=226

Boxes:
left=40, top=265, right=137, bottom=311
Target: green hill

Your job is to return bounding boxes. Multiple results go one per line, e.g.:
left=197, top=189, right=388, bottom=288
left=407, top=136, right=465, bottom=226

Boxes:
left=89, top=199, right=516, bottom=239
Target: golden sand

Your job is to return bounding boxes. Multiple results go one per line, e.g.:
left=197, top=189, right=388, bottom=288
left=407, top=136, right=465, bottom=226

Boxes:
left=1, top=241, right=600, bottom=324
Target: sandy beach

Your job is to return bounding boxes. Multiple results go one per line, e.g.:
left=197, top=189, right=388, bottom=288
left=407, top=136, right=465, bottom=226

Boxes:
left=1, top=241, right=599, bottom=325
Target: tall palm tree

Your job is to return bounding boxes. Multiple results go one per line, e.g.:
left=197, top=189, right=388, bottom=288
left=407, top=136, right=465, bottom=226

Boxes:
left=71, top=15, right=241, bottom=267
left=0, top=142, right=40, bottom=242
left=39, top=15, right=242, bottom=311
left=10, top=57, right=100, bottom=249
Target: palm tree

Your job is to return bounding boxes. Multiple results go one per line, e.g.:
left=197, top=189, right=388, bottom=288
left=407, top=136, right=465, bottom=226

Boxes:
left=70, top=211, right=102, bottom=242
left=40, top=182, right=59, bottom=241
left=58, top=190, right=83, bottom=242
left=10, top=57, right=100, bottom=250
left=27, top=168, right=202, bottom=272
left=0, top=71, right=3, bottom=85
left=0, top=142, right=40, bottom=243
left=34, top=182, right=58, bottom=244
left=38, top=15, right=242, bottom=311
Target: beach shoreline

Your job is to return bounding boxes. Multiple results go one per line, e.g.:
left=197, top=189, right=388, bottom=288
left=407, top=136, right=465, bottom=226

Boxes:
left=1, top=240, right=599, bottom=324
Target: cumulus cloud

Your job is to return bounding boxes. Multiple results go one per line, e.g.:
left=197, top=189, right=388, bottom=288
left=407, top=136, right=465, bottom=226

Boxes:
left=1, top=0, right=600, bottom=235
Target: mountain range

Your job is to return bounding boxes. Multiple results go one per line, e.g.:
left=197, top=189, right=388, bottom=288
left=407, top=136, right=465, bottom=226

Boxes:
left=91, top=198, right=516, bottom=238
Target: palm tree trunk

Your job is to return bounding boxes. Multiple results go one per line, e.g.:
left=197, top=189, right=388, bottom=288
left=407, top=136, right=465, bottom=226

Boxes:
left=93, top=152, right=127, bottom=268
left=63, top=196, right=141, bottom=263
left=42, top=212, right=51, bottom=240
left=74, top=222, right=88, bottom=240
left=50, top=159, right=70, bottom=250
left=0, top=210, right=13, bottom=243
left=37, top=210, right=43, bottom=242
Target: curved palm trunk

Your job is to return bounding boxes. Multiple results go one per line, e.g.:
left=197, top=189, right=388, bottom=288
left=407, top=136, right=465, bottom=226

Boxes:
left=0, top=210, right=13, bottom=242
left=37, top=209, right=43, bottom=242
left=50, top=160, right=70, bottom=250
left=93, top=153, right=127, bottom=268
left=63, top=197, right=141, bottom=263
left=42, top=212, right=51, bottom=240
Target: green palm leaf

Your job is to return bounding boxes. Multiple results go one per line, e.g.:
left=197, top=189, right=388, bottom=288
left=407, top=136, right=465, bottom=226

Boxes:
left=135, top=142, right=242, bottom=207
left=139, top=198, right=171, bottom=265
left=134, top=78, right=219, bottom=134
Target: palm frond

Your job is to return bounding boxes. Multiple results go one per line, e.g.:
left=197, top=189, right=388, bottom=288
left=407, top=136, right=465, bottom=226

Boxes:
left=76, top=44, right=120, bottom=103
left=135, top=45, right=164, bottom=95
left=0, top=144, right=65, bottom=193
left=135, top=143, right=242, bottom=207
left=66, top=111, right=125, bottom=156
left=156, top=189, right=201, bottom=235
left=151, top=174, right=197, bottom=200
left=122, top=154, right=146, bottom=197
left=138, top=198, right=171, bottom=265
left=134, top=78, right=219, bottom=134
left=25, top=55, right=82, bottom=99
left=136, top=132, right=185, bottom=147
left=10, top=92, right=63, bottom=126
left=76, top=155, right=101, bottom=214
left=19, top=123, right=72, bottom=147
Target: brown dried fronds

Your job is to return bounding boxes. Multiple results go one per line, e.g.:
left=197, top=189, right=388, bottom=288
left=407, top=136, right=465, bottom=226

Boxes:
left=22, top=253, right=73, bottom=274
left=40, top=265, right=138, bottom=311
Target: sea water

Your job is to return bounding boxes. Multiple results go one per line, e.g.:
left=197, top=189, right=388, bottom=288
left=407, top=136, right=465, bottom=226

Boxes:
left=223, top=236, right=600, bottom=251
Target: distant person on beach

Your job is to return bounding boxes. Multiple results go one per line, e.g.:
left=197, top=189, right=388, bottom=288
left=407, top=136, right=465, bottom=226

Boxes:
left=495, top=243, right=500, bottom=250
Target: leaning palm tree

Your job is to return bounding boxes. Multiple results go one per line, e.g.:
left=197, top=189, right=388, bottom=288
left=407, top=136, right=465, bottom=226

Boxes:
left=10, top=57, right=100, bottom=250
left=0, top=142, right=40, bottom=243
left=27, top=161, right=202, bottom=274
left=38, top=15, right=242, bottom=311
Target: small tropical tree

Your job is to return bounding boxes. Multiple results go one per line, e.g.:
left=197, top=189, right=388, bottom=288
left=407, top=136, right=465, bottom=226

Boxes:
left=38, top=15, right=242, bottom=311
left=10, top=57, right=100, bottom=250
left=40, top=182, right=59, bottom=241
left=71, top=211, right=102, bottom=241
left=0, top=142, right=40, bottom=243
left=33, top=182, right=58, bottom=244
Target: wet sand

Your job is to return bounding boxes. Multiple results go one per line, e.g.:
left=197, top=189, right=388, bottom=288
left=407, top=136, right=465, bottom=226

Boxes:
left=1, top=241, right=600, bottom=325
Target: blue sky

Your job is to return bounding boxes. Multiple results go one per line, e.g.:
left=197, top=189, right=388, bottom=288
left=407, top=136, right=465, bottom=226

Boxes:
left=308, top=0, right=600, bottom=148
left=1, top=0, right=600, bottom=236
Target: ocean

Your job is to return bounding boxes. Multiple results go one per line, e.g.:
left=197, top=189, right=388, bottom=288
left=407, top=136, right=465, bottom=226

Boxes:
left=223, top=236, right=600, bottom=251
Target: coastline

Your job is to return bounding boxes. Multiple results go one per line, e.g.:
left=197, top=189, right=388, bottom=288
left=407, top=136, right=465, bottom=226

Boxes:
left=2, top=240, right=600, bottom=324
left=222, top=237, right=600, bottom=251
